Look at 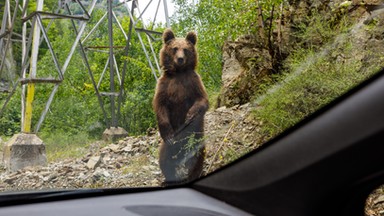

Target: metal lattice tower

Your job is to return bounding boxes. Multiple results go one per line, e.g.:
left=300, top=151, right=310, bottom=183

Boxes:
left=0, top=0, right=170, bottom=134
left=82, top=0, right=170, bottom=129
left=0, top=0, right=18, bottom=85
left=0, top=0, right=20, bottom=103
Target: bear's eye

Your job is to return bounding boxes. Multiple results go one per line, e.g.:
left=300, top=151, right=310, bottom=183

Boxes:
left=172, top=47, right=178, bottom=53
left=183, top=48, right=188, bottom=53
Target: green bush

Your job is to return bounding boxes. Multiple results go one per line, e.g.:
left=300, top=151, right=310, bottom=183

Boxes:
left=255, top=40, right=381, bottom=141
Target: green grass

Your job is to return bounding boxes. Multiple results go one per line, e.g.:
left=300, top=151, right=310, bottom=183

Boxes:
left=249, top=9, right=384, bottom=143
left=120, top=155, right=151, bottom=175
left=40, top=130, right=99, bottom=162
left=254, top=42, right=382, bottom=143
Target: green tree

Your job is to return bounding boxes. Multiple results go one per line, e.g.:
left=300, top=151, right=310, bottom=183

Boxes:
left=172, top=0, right=286, bottom=91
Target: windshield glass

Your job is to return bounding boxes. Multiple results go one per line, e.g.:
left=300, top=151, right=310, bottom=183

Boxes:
left=0, top=0, right=383, bottom=190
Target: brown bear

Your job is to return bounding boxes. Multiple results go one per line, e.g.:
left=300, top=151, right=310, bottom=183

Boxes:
left=153, top=29, right=209, bottom=185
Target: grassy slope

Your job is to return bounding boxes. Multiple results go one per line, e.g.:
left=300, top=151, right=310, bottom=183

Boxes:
left=253, top=12, right=384, bottom=143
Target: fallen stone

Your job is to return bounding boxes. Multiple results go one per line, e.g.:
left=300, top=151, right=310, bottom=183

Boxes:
left=4, top=176, right=17, bottom=184
left=92, top=168, right=111, bottom=181
left=87, top=156, right=102, bottom=170
left=122, top=145, right=132, bottom=152
left=107, top=144, right=120, bottom=152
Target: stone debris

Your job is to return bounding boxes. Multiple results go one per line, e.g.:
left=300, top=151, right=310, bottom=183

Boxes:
left=0, top=104, right=259, bottom=191
left=0, top=134, right=164, bottom=191
left=86, top=156, right=102, bottom=170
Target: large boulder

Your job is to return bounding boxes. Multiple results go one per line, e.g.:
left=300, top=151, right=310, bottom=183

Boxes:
left=216, top=36, right=273, bottom=107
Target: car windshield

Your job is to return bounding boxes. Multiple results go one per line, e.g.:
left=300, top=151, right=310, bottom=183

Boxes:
left=0, top=0, right=383, bottom=192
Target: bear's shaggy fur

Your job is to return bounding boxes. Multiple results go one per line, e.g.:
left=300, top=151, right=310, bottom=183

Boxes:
left=153, top=29, right=209, bottom=185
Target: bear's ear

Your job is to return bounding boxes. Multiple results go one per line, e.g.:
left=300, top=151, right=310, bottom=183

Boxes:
left=186, top=31, right=197, bottom=45
left=163, top=29, right=175, bottom=44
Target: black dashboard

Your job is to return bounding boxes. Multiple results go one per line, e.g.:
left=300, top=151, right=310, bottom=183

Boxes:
left=0, top=188, right=251, bottom=216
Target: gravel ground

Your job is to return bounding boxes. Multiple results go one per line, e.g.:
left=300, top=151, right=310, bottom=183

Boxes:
left=0, top=103, right=259, bottom=191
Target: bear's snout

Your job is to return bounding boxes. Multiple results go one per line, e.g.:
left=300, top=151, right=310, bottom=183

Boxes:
left=177, top=57, right=185, bottom=65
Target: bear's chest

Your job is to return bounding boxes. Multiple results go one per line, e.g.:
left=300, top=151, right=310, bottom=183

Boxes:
left=166, top=76, right=195, bottom=105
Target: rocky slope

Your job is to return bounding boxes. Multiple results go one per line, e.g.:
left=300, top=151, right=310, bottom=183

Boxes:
left=0, top=103, right=259, bottom=191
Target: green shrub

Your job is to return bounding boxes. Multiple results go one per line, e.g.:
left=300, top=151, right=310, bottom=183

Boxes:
left=255, top=43, right=380, bottom=141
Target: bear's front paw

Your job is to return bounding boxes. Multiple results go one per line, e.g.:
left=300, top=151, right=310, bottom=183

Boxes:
left=164, top=136, right=175, bottom=145
left=186, top=112, right=195, bottom=122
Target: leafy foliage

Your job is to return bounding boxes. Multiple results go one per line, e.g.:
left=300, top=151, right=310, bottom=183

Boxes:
left=1, top=2, right=162, bottom=142
left=254, top=11, right=384, bottom=141
left=171, top=0, right=285, bottom=90
left=0, top=93, right=21, bottom=136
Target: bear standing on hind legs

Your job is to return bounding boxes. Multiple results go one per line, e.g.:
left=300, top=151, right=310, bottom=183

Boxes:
left=153, top=29, right=209, bottom=185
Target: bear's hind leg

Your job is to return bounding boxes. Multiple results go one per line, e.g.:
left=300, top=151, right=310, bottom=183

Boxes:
left=185, top=145, right=205, bottom=181
left=159, top=141, right=184, bottom=185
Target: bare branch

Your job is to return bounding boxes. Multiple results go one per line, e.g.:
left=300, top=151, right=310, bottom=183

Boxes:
left=257, top=0, right=265, bottom=40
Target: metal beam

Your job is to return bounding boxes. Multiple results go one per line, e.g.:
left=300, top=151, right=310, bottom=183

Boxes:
left=35, top=0, right=98, bottom=132
left=108, top=0, right=117, bottom=127
left=20, top=78, right=62, bottom=84
left=0, top=0, right=19, bottom=79
left=23, top=0, right=43, bottom=133
left=22, top=11, right=89, bottom=22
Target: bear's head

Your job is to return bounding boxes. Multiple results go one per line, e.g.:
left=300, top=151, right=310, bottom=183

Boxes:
left=160, top=29, right=197, bottom=73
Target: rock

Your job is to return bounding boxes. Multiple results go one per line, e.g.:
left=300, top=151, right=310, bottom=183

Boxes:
left=87, top=156, right=102, bottom=170
left=92, top=168, right=111, bottom=181
left=106, top=144, right=120, bottom=152
left=215, top=106, right=227, bottom=112
left=4, top=176, right=17, bottom=184
left=122, top=145, right=133, bottom=152
left=217, top=38, right=273, bottom=108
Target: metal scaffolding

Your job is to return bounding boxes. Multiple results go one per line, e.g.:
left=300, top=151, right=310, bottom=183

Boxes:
left=0, top=0, right=170, bottom=133
left=0, top=0, right=96, bottom=133
left=0, top=0, right=18, bottom=83
left=79, top=0, right=169, bottom=128
left=0, top=0, right=19, bottom=115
